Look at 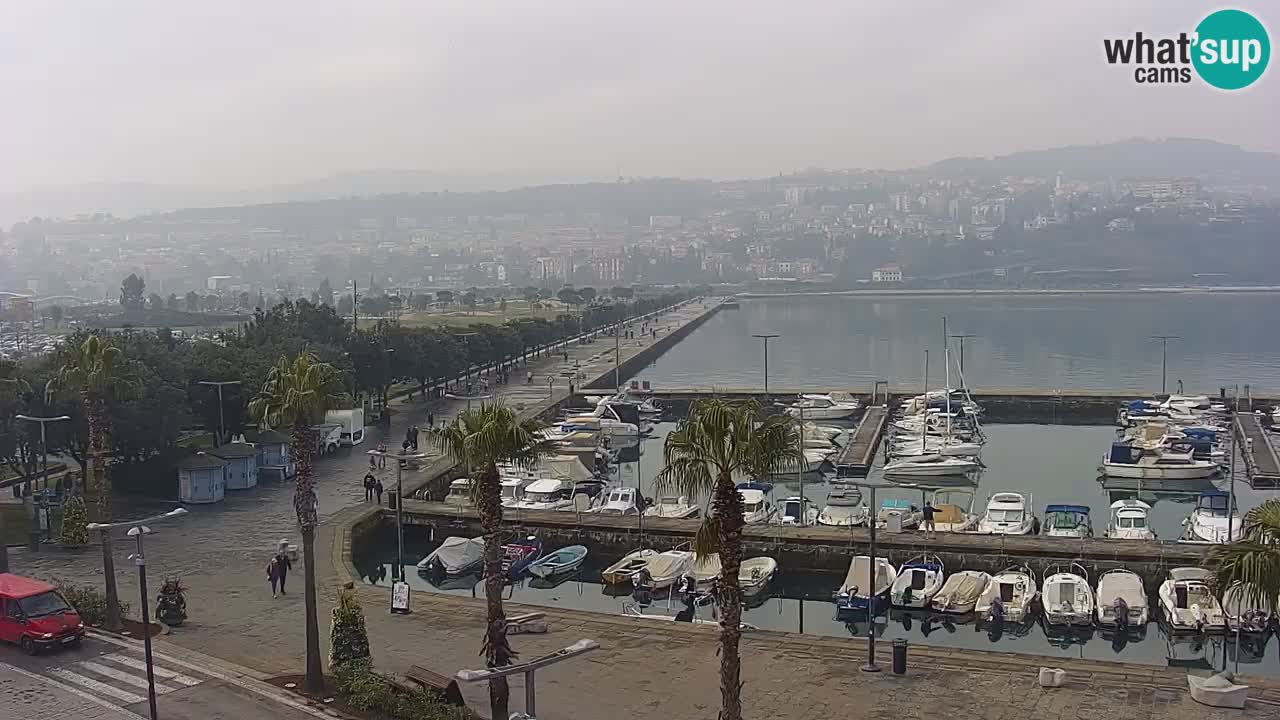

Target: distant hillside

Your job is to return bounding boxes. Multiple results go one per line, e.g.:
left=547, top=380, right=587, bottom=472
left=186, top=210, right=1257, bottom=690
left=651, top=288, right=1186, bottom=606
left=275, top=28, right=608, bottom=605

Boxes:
left=925, top=137, right=1280, bottom=183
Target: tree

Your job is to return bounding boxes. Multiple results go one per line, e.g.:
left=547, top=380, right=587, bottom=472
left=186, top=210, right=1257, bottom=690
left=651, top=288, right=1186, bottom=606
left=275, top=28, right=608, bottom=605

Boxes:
left=522, top=287, right=539, bottom=304
left=578, top=286, right=597, bottom=304
left=654, top=399, right=797, bottom=720
left=185, top=291, right=201, bottom=313
left=461, top=291, right=477, bottom=312
left=248, top=351, right=345, bottom=694
left=120, top=274, right=146, bottom=313
left=436, top=290, right=454, bottom=305
left=434, top=404, right=546, bottom=720
left=337, top=294, right=354, bottom=316
left=49, top=305, right=64, bottom=328
left=148, top=293, right=164, bottom=311
left=610, top=286, right=634, bottom=299
left=498, top=297, right=508, bottom=314
left=48, top=334, right=139, bottom=632
left=557, top=288, right=580, bottom=307
left=59, top=494, right=89, bottom=545
left=329, top=587, right=371, bottom=668
left=167, top=294, right=180, bottom=311
left=239, top=291, right=252, bottom=310
left=317, top=278, right=335, bottom=307
left=1209, top=499, right=1280, bottom=615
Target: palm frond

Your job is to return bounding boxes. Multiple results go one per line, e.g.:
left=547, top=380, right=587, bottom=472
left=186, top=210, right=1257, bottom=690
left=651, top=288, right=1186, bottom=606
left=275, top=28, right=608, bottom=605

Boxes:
left=693, top=514, right=722, bottom=558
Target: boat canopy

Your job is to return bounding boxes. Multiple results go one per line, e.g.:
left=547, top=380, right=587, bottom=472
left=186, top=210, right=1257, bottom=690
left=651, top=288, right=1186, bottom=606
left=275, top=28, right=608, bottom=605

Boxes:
left=1045, top=504, right=1090, bottom=515
left=1110, top=498, right=1151, bottom=511
left=1169, top=567, right=1213, bottom=583
left=525, top=478, right=568, bottom=494
left=736, top=481, right=773, bottom=494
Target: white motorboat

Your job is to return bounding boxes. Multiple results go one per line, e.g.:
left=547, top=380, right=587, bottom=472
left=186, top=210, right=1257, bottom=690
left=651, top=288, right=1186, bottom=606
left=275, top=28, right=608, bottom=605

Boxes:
left=929, top=490, right=980, bottom=533
left=416, top=536, right=484, bottom=575
left=444, top=477, right=474, bottom=506
left=601, top=548, right=657, bottom=585
left=778, top=496, right=819, bottom=526
left=976, top=492, right=1036, bottom=535
left=738, top=483, right=776, bottom=524
left=785, top=393, right=860, bottom=420
left=1095, top=569, right=1149, bottom=629
left=976, top=565, right=1037, bottom=624
left=781, top=448, right=834, bottom=474
left=802, top=422, right=845, bottom=441
left=817, top=488, right=868, bottom=527
left=1159, top=567, right=1227, bottom=632
left=1181, top=491, right=1243, bottom=544
left=835, top=556, right=897, bottom=616
left=1100, top=441, right=1219, bottom=480
left=645, top=495, right=699, bottom=519
left=1041, top=563, right=1095, bottom=627
left=636, top=550, right=694, bottom=590
left=933, top=570, right=991, bottom=614
left=527, top=545, right=588, bottom=579
left=1222, top=582, right=1274, bottom=634
left=890, top=555, right=945, bottom=609
left=499, top=476, right=533, bottom=508
left=510, top=479, right=573, bottom=511
left=1104, top=499, right=1156, bottom=540
left=693, top=555, right=778, bottom=597
left=592, top=487, right=643, bottom=516
left=1041, top=504, right=1093, bottom=538
left=564, top=409, right=640, bottom=438
left=875, top=498, right=921, bottom=529
left=883, top=454, right=979, bottom=477
left=891, top=439, right=983, bottom=458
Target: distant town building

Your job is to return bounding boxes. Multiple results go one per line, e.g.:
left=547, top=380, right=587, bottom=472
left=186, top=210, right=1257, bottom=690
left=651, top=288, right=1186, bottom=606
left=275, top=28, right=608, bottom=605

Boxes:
left=871, top=265, right=903, bottom=283
left=207, top=275, right=234, bottom=291
left=1120, top=178, right=1200, bottom=200
left=1107, top=217, right=1136, bottom=232
left=648, top=215, right=682, bottom=229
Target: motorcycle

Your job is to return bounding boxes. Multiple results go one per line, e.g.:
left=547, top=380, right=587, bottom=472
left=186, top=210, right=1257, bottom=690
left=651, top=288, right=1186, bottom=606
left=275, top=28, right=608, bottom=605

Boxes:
left=156, top=577, right=188, bottom=627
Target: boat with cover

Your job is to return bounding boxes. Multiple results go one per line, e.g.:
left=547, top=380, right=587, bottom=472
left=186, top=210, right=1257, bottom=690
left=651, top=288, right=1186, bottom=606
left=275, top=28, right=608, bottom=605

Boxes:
left=1100, top=441, right=1219, bottom=480
left=976, top=492, right=1036, bottom=535
left=737, top=482, right=776, bottom=524
left=527, top=545, right=588, bottom=578
left=785, top=393, right=860, bottom=420
left=817, top=487, right=867, bottom=527
left=1041, top=563, right=1095, bottom=628
left=502, top=536, right=543, bottom=579
left=417, top=536, right=484, bottom=575
left=889, top=554, right=944, bottom=609
left=645, top=495, right=699, bottom=519
left=1181, top=491, right=1242, bottom=544
left=1221, top=582, right=1273, bottom=634
left=976, top=565, right=1037, bottom=624
left=1041, top=504, right=1093, bottom=538
left=778, top=496, right=819, bottom=526
left=1095, top=569, right=1148, bottom=629
left=1104, top=499, right=1155, bottom=540
left=929, top=489, right=979, bottom=532
left=835, top=556, right=897, bottom=616
left=635, top=550, right=694, bottom=591
left=601, top=549, right=658, bottom=585
left=883, top=454, right=980, bottom=477
left=933, top=570, right=991, bottom=614
left=1159, top=567, right=1226, bottom=632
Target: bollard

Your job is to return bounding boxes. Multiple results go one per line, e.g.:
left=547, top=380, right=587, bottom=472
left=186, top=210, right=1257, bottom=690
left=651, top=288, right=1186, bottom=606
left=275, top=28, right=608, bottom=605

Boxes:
left=388, top=494, right=398, bottom=510
left=892, top=638, right=907, bottom=675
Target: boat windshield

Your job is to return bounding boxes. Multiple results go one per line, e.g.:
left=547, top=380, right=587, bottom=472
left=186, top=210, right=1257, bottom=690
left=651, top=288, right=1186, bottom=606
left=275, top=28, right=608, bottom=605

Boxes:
left=501, top=485, right=520, bottom=499
left=1117, top=515, right=1147, bottom=528
left=524, top=491, right=557, bottom=503
left=743, top=501, right=764, bottom=513
left=988, top=509, right=1023, bottom=523
left=449, top=486, right=470, bottom=498
left=1047, top=512, right=1086, bottom=529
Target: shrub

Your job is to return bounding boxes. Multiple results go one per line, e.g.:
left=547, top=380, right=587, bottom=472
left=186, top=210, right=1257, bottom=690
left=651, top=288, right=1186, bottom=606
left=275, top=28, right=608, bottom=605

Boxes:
left=330, top=588, right=371, bottom=668
left=51, top=578, right=130, bottom=626
left=334, top=659, right=476, bottom=720
left=59, top=495, right=89, bottom=546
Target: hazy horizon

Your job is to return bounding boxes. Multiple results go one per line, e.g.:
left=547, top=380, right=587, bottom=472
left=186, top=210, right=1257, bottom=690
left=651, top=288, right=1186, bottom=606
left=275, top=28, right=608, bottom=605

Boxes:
left=3, top=1, right=1277, bottom=194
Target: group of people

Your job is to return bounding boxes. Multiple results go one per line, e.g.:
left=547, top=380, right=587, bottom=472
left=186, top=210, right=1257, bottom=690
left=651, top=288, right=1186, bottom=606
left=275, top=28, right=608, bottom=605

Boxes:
left=363, top=472, right=385, bottom=504
left=265, top=546, right=293, bottom=599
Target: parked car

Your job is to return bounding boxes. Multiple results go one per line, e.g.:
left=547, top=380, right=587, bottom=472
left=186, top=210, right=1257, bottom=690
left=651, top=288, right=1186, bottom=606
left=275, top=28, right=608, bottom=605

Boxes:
left=0, top=574, right=85, bottom=654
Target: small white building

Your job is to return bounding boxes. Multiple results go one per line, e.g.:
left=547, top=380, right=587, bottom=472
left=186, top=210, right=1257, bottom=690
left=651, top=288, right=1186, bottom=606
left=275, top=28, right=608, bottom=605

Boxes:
left=871, top=265, right=903, bottom=283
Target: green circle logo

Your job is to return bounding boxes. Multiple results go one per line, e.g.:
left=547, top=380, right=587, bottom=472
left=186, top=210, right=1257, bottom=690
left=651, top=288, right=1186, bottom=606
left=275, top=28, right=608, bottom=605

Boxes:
left=1192, top=9, right=1270, bottom=90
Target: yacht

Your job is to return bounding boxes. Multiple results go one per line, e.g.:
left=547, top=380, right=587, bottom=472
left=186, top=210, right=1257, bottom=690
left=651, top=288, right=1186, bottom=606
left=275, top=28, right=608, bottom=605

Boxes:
left=883, top=454, right=979, bottom=477
left=1100, top=442, right=1219, bottom=480
left=1181, top=491, right=1243, bottom=544
left=976, top=565, right=1037, bottom=624
left=499, top=476, right=533, bottom=508
left=1159, top=567, right=1226, bottom=632
left=565, top=402, right=641, bottom=438
left=785, top=393, right=860, bottom=420
left=816, top=488, right=868, bottom=527
left=1041, top=563, right=1095, bottom=628
left=889, top=555, right=945, bottom=609
left=737, top=483, right=776, bottom=524
left=777, top=496, right=819, bottom=526
left=929, top=489, right=980, bottom=533
left=1095, top=569, right=1148, bottom=630
left=933, top=570, right=991, bottom=614
left=1041, top=504, right=1093, bottom=538
left=444, top=477, right=474, bottom=507
left=976, top=492, right=1036, bottom=535
left=835, top=556, right=897, bottom=617
left=802, top=422, right=845, bottom=441
left=644, top=495, right=699, bottom=519
left=1104, top=499, right=1156, bottom=540
left=510, top=479, right=573, bottom=511
left=891, top=438, right=983, bottom=458
left=592, top=486, right=643, bottom=516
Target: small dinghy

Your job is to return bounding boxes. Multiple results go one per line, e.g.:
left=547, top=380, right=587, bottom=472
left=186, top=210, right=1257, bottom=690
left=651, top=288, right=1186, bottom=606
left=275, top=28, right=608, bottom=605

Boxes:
left=933, top=570, right=991, bottom=614
left=890, top=554, right=944, bottom=609
left=1095, top=569, right=1148, bottom=630
left=527, top=545, right=588, bottom=579
left=502, top=536, right=543, bottom=579
left=417, top=536, right=484, bottom=575
left=601, top=548, right=657, bottom=585
left=976, top=565, right=1037, bottom=624
left=1041, top=563, right=1095, bottom=628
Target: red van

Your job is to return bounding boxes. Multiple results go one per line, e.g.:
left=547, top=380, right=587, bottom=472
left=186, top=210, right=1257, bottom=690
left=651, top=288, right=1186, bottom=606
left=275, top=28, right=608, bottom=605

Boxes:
left=0, top=574, right=85, bottom=654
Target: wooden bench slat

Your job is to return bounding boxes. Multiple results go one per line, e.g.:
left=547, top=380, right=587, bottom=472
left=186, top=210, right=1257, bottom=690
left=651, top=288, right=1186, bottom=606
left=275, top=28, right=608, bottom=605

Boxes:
left=405, top=665, right=465, bottom=706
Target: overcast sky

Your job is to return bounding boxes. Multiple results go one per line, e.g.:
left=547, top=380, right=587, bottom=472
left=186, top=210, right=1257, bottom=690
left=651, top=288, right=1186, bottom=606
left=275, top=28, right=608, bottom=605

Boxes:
left=2, top=1, right=1276, bottom=192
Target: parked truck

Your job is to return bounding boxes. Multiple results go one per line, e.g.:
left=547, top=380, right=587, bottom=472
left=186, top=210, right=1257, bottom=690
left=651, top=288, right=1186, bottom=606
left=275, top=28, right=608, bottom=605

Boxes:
left=312, top=423, right=344, bottom=456
left=324, top=408, right=366, bottom=447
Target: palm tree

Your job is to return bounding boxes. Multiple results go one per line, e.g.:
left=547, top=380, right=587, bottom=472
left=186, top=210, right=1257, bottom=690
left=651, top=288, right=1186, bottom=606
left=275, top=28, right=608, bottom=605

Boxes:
left=1208, top=498, right=1280, bottom=613
left=48, top=334, right=137, bottom=631
left=654, top=398, right=797, bottom=720
left=434, top=403, right=544, bottom=720
left=248, top=351, right=345, bottom=694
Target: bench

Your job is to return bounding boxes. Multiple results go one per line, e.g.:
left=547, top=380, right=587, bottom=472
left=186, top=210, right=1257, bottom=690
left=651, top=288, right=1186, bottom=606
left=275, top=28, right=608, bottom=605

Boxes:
left=405, top=665, right=465, bottom=707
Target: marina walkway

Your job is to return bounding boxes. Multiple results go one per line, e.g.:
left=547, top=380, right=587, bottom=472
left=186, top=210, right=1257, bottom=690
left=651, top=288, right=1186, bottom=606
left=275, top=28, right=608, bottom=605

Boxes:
left=834, top=406, right=888, bottom=478
left=1236, top=414, right=1280, bottom=487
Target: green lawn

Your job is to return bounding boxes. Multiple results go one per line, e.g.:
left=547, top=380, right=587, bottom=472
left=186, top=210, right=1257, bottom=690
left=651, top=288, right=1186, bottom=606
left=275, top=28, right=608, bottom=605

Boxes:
left=361, top=302, right=568, bottom=329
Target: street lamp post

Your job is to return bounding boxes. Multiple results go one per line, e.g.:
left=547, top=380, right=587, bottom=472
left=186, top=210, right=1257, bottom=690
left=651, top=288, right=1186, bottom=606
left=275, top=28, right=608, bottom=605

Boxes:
left=15, top=414, right=71, bottom=549
left=87, top=508, right=188, bottom=720
left=368, top=449, right=427, bottom=580
left=1150, top=335, right=1180, bottom=395
left=850, top=479, right=895, bottom=673
left=752, top=334, right=779, bottom=398
left=197, top=380, right=241, bottom=445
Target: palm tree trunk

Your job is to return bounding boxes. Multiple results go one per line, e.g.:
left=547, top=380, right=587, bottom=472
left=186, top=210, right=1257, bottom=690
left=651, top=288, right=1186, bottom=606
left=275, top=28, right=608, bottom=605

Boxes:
left=714, top=472, right=746, bottom=720
left=477, top=462, right=511, bottom=720
left=89, top=400, right=123, bottom=632
left=291, top=425, right=324, bottom=693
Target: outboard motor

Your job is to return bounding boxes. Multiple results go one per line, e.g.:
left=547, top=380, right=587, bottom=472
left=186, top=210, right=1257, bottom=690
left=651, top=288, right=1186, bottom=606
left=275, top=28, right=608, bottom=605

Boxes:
left=1113, top=596, right=1129, bottom=631
left=987, top=596, right=1005, bottom=624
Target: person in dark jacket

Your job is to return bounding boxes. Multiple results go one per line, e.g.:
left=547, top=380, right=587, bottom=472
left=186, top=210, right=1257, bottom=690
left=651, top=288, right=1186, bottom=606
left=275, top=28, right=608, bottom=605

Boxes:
left=375, top=479, right=384, bottom=505
left=269, top=551, right=293, bottom=597
left=363, top=472, right=376, bottom=502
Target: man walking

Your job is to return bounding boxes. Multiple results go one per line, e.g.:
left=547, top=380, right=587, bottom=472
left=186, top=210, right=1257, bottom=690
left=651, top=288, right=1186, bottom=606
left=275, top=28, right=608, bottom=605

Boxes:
left=363, top=472, right=376, bottom=502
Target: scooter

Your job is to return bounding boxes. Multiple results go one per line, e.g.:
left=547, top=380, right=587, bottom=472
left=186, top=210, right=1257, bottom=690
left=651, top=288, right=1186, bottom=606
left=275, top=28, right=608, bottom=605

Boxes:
left=156, top=577, right=188, bottom=627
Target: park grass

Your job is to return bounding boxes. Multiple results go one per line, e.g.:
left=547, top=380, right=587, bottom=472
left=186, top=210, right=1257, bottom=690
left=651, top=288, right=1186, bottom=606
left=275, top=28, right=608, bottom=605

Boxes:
left=359, top=302, right=569, bottom=329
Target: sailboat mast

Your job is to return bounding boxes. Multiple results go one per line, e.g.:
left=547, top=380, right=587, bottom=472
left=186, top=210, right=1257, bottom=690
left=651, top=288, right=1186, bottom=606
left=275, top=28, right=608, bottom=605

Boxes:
left=923, top=348, right=930, bottom=451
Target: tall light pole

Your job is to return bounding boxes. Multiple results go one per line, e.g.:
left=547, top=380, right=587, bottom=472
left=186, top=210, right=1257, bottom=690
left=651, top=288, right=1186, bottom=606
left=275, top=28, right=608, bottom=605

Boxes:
left=197, top=380, right=240, bottom=445
left=776, top=401, right=806, bottom=526
left=1151, top=335, right=1179, bottom=395
left=948, top=333, right=977, bottom=384
left=752, top=334, right=779, bottom=398
left=853, top=478, right=895, bottom=673
left=368, top=449, right=426, bottom=580
left=88, top=508, right=189, bottom=720
left=15, top=414, right=71, bottom=549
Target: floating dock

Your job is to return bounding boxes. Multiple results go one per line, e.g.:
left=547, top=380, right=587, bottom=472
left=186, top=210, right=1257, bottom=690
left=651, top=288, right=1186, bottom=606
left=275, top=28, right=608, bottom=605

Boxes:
left=1236, top=413, right=1280, bottom=488
left=833, top=406, right=888, bottom=478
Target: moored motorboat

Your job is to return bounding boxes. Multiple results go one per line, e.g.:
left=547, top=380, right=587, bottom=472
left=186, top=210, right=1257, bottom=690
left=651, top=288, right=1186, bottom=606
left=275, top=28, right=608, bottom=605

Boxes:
left=1041, top=563, right=1095, bottom=628
left=1222, top=582, right=1273, bottom=634
left=645, top=495, right=699, bottom=519
left=444, top=477, right=474, bottom=506
left=778, top=496, right=819, bottom=526
left=510, top=479, right=574, bottom=511
left=1041, top=504, right=1093, bottom=538
left=929, top=489, right=979, bottom=532
left=601, top=549, right=658, bottom=585
left=890, top=554, right=944, bottom=609
left=592, top=486, right=644, bottom=516
left=835, top=556, right=896, bottom=617
left=1095, top=569, right=1148, bottom=630
left=1180, top=491, right=1243, bottom=544
left=527, top=545, right=588, bottom=579
left=817, top=488, right=868, bottom=527
left=785, top=393, right=860, bottom=420
left=976, top=565, right=1037, bottom=624
left=976, top=492, right=1036, bottom=535
left=502, top=536, right=544, bottom=579
left=416, top=536, right=484, bottom=575
left=737, top=482, right=776, bottom=524
left=883, top=454, right=979, bottom=477
left=875, top=498, right=921, bottom=529
left=1100, top=441, right=1219, bottom=480
left=1159, top=567, right=1226, bottom=633
left=1104, top=499, right=1156, bottom=540
left=932, top=570, right=990, bottom=614
left=636, top=550, right=694, bottom=590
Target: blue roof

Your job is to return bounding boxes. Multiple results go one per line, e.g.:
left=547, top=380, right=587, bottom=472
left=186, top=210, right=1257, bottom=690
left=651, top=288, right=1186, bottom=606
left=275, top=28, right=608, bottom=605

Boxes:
left=1045, top=504, right=1090, bottom=514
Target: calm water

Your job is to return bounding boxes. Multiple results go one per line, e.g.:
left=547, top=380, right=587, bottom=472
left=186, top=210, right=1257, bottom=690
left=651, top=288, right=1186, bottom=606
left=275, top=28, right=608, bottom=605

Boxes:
left=639, top=294, right=1280, bottom=393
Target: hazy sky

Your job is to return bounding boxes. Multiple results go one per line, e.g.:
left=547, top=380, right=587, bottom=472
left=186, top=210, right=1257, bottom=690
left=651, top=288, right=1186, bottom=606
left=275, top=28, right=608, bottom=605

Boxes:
left=3, top=1, right=1276, bottom=192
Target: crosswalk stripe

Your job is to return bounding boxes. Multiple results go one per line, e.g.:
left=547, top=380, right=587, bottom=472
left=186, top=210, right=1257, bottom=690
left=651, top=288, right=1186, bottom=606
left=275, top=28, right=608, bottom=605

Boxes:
left=102, top=653, right=201, bottom=686
left=76, top=660, right=178, bottom=694
left=47, top=667, right=146, bottom=705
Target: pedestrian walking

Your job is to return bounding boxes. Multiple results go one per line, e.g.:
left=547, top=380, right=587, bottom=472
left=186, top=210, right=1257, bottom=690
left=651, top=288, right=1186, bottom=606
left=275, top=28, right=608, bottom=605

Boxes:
left=376, top=442, right=387, bottom=468
left=363, top=472, right=376, bottom=502
left=266, top=557, right=281, bottom=598
left=275, top=549, right=292, bottom=595
left=410, top=425, right=420, bottom=451
left=375, top=478, right=384, bottom=505
left=427, top=412, right=435, bottom=429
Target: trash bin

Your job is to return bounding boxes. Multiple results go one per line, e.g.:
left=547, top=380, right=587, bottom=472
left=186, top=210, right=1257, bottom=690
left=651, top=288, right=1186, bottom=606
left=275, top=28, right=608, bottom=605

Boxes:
left=388, top=494, right=398, bottom=510
left=892, top=638, right=908, bottom=675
